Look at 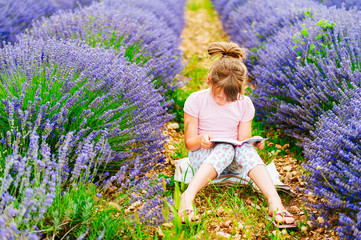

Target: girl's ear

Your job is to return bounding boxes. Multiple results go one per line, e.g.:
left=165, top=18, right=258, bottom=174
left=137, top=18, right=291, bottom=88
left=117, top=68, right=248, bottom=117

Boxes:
left=207, top=75, right=210, bottom=86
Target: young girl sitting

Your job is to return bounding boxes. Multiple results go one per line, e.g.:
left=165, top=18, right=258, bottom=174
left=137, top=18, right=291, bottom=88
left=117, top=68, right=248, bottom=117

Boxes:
left=179, top=42, right=296, bottom=228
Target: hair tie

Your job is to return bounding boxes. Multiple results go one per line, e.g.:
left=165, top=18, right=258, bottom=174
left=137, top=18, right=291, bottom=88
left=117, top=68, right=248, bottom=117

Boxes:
left=222, top=54, right=227, bottom=58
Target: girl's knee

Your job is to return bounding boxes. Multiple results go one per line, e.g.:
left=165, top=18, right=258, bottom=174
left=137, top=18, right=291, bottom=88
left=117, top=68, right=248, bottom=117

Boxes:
left=234, top=143, right=263, bottom=168
left=235, top=143, right=258, bottom=156
left=247, top=162, right=266, bottom=177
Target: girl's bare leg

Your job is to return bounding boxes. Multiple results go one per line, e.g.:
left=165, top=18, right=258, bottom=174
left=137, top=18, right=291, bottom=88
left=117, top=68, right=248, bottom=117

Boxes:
left=179, top=163, right=217, bottom=216
left=248, top=165, right=295, bottom=224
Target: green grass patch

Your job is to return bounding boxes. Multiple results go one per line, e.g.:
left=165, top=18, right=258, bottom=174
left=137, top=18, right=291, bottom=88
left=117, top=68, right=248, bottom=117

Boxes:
left=186, top=0, right=215, bottom=18
left=158, top=182, right=307, bottom=239
left=38, top=182, right=135, bottom=239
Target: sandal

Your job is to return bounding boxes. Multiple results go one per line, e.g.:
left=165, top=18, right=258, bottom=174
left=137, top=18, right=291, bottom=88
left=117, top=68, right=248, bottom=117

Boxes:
left=178, top=209, right=199, bottom=223
left=268, top=210, right=297, bottom=229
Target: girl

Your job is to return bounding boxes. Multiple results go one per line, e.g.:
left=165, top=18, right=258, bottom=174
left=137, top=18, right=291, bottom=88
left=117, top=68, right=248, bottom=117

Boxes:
left=179, top=42, right=296, bottom=228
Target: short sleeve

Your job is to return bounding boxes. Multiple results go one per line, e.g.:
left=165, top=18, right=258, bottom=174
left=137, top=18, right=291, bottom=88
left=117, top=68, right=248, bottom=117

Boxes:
left=240, top=96, right=255, bottom=122
left=183, top=93, right=199, bottom=118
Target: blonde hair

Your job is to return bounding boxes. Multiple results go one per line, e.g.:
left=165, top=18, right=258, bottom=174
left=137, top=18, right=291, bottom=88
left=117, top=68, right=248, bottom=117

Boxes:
left=208, top=42, right=248, bottom=102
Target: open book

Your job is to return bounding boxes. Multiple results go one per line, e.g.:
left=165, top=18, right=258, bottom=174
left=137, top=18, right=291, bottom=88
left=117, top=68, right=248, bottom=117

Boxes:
left=210, top=137, right=269, bottom=146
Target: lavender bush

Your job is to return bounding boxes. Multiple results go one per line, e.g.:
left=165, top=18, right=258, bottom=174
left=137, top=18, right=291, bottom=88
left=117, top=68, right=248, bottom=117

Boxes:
left=0, top=38, right=172, bottom=175
left=0, top=115, right=144, bottom=238
left=0, top=37, right=175, bottom=237
left=25, top=0, right=184, bottom=92
left=217, top=0, right=247, bottom=25
left=250, top=6, right=361, bottom=141
left=0, top=0, right=95, bottom=45
left=210, top=0, right=321, bottom=74
left=1, top=0, right=186, bottom=234
left=210, top=0, right=246, bottom=19
left=302, top=88, right=361, bottom=239
left=118, top=0, right=186, bottom=37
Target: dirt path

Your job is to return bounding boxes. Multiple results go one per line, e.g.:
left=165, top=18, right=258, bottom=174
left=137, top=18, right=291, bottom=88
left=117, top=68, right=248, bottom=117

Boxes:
left=179, top=4, right=229, bottom=69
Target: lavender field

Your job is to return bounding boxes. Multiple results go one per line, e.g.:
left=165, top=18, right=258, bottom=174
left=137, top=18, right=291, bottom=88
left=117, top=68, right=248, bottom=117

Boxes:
left=0, top=0, right=360, bottom=239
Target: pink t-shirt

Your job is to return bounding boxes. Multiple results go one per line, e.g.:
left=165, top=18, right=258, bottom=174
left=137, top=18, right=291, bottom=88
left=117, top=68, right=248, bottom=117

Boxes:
left=183, top=88, right=255, bottom=140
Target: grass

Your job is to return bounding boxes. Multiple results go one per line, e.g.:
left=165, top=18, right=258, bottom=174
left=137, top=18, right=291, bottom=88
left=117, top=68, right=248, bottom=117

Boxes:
left=135, top=181, right=310, bottom=240
left=186, top=0, right=216, bottom=19
left=37, top=181, right=160, bottom=239
left=34, top=177, right=310, bottom=239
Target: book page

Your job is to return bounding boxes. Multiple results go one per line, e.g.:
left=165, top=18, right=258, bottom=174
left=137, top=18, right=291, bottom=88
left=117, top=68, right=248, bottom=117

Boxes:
left=210, top=138, right=269, bottom=146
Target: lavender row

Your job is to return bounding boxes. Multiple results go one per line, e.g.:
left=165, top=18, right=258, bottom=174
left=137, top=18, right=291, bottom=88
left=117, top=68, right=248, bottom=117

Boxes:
left=23, top=0, right=185, bottom=92
left=211, top=0, right=322, bottom=74
left=0, top=38, right=173, bottom=236
left=0, top=0, right=186, bottom=237
left=226, top=0, right=318, bottom=59
left=302, top=87, right=361, bottom=239
left=250, top=5, right=361, bottom=240
left=0, top=0, right=95, bottom=45
left=0, top=38, right=172, bottom=170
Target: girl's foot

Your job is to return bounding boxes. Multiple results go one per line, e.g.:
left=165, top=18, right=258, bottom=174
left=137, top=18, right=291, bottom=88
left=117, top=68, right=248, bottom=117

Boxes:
left=268, top=198, right=295, bottom=225
left=178, top=192, right=199, bottom=222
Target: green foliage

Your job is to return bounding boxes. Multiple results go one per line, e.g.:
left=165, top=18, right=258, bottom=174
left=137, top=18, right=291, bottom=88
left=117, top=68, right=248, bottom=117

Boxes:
left=169, top=88, right=189, bottom=130
left=170, top=141, right=189, bottom=160
left=38, top=183, right=132, bottom=239
left=79, top=17, right=150, bottom=66
left=292, top=18, right=336, bottom=64
left=85, top=29, right=150, bottom=65
left=158, top=183, right=307, bottom=239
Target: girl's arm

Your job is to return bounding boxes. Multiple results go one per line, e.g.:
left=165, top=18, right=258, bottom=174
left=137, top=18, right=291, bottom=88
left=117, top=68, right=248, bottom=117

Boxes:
left=238, top=120, right=265, bottom=150
left=237, top=120, right=252, bottom=141
left=184, top=113, right=214, bottom=151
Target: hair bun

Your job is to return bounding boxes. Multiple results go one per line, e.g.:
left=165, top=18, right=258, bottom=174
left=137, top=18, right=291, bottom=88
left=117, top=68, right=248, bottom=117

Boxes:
left=208, top=42, right=246, bottom=61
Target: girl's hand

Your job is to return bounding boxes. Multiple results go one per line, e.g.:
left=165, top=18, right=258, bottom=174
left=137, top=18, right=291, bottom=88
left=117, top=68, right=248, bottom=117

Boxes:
left=251, top=136, right=265, bottom=151
left=200, top=134, right=214, bottom=149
